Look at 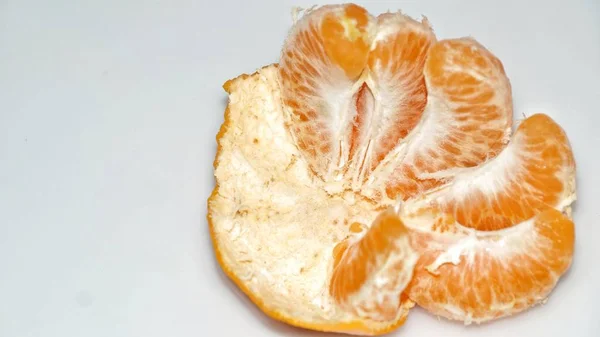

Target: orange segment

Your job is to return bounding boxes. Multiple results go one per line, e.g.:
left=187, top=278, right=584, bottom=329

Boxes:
left=406, top=208, right=574, bottom=323
left=279, top=4, right=373, bottom=179
left=378, top=38, right=513, bottom=200
left=347, top=13, right=435, bottom=186
left=405, top=113, right=576, bottom=231
left=330, top=208, right=418, bottom=322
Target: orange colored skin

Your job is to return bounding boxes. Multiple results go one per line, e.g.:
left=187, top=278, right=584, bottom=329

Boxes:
left=330, top=209, right=415, bottom=322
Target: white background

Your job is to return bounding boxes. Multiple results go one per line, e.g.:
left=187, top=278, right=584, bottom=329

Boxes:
left=1, top=0, right=599, bottom=336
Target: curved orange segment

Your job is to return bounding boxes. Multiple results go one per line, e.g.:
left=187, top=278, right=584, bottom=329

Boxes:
left=347, top=13, right=435, bottom=186
left=279, top=4, right=374, bottom=179
left=406, top=208, right=574, bottom=323
left=403, top=113, right=576, bottom=231
left=383, top=38, right=513, bottom=200
left=330, top=208, right=418, bottom=322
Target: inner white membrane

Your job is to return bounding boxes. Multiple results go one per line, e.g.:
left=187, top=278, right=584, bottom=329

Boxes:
left=209, top=66, right=397, bottom=323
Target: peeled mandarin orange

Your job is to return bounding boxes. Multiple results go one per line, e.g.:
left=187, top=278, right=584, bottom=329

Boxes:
left=208, top=3, right=577, bottom=335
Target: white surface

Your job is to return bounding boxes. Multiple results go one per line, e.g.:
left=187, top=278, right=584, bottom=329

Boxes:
left=1, top=0, right=599, bottom=336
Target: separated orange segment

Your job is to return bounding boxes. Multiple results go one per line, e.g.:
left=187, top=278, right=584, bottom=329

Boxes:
left=330, top=209, right=418, bottom=322
left=279, top=4, right=373, bottom=179
left=407, top=113, right=575, bottom=231
left=406, top=208, right=575, bottom=323
left=384, top=38, right=513, bottom=200
left=347, top=13, right=435, bottom=184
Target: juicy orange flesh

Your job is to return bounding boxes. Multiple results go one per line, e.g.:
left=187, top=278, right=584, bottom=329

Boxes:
left=321, top=4, right=371, bottom=79
left=357, top=16, right=434, bottom=172
left=278, top=4, right=373, bottom=176
left=408, top=208, right=574, bottom=320
left=279, top=23, right=331, bottom=162
left=330, top=209, right=412, bottom=321
left=385, top=39, right=512, bottom=200
left=429, top=114, right=574, bottom=231
left=331, top=210, right=408, bottom=301
left=280, top=4, right=441, bottom=182
left=397, top=114, right=575, bottom=321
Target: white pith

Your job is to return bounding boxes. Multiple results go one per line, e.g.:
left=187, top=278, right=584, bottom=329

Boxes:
left=209, top=66, right=414, bottom=327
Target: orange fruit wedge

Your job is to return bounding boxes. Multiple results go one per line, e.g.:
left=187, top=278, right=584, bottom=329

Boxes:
left=407, top=207, right=574, bottom=324
left=371, top=38, right=514, bottom=201
left=330, top=208, right=418, bottom=323
left=208, top=3, right=577, bottom=335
